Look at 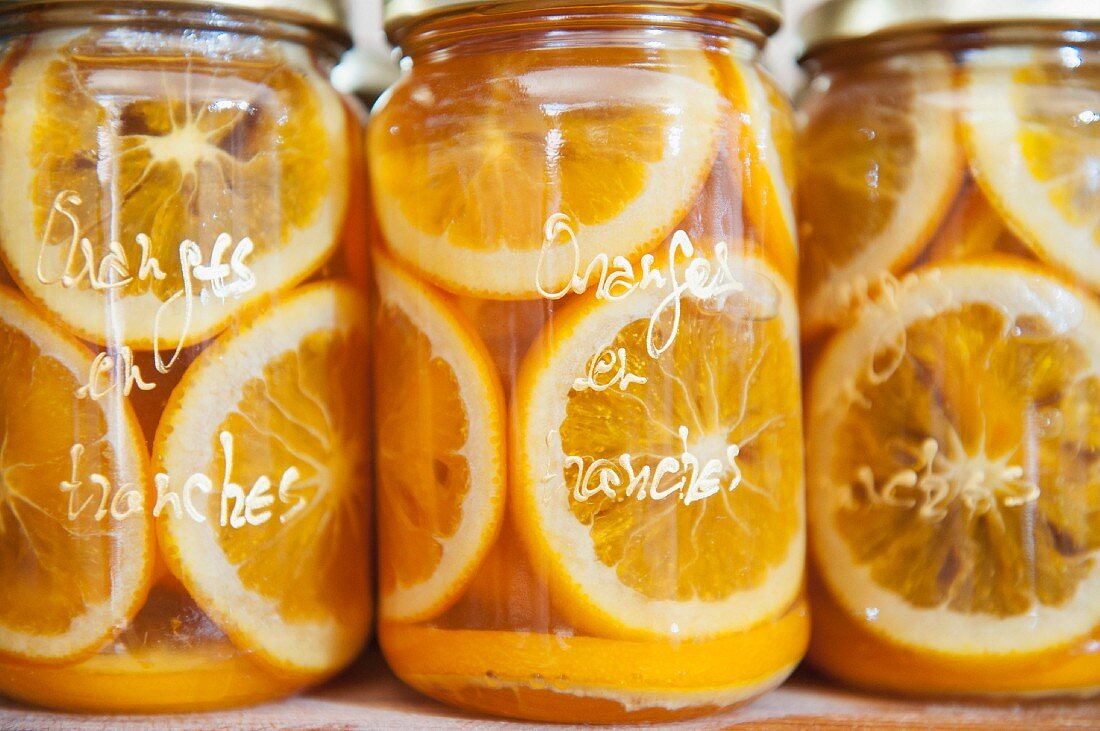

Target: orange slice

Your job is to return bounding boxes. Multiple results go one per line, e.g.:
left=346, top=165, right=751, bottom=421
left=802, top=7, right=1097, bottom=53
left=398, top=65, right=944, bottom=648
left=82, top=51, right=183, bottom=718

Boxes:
left=716, top=54, right=797, bottom=282
left=0, top=30, right=348, bottom=348
left=0, top=285, right=152, bottom=663
left=368, top=46, right=722, bottom=299
left=962, top=48, right=1100, bottom=290
left=809, top=575, right=1100, bottom=697
left=382, top=600, right=807, bottom=723
left=808, top=259, right=1100, bottom=655
left=155, top=282, right=371, bottom=677
left=799, top=52, right=963, bottom=336
left=374, top=253, right=506, bottom=622
left=514, top=252, right=804, bottom=639
left=0, top=643, right=298, bottom=713
left=921, top=180, right=1033, bottom=265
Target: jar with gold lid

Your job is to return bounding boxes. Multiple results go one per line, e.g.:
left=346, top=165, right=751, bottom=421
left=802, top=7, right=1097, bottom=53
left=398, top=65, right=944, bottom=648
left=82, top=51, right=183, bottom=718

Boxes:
left=369, top=0, right=808, bottom=722
left=0, top=0, right=372, bottom=712
left=798, top=0, right=1100, bottom=698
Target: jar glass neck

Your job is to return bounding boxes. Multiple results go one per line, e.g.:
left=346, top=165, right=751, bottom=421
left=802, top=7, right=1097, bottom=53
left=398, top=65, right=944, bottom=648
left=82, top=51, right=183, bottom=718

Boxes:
left=0, top=2, right=350, bottom=60
left=396, top=8, right=767, bottom=64
left=802, top=22, right=1100, bottom=77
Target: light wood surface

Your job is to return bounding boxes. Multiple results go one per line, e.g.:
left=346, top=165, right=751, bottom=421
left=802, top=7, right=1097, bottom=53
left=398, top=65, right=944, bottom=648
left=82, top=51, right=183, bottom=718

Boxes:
left=1, top=651, right=1097, bottom=730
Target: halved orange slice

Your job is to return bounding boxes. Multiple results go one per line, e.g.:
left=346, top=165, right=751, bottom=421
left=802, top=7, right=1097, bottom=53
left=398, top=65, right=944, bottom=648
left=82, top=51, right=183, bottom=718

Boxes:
left=808, top=259, right=1100, bottom=655
left=369, top=46, right=723, bottom=299
left=799, top=52, right=963, bottom=336
left=0, top=30, right=348, bottom=348
left=155, top=282, right=371, bottom=677
left=0, top=285, right=152, bottom=663
left=514, top=252, right=804, bottom=639
left=374, top=253, right=506, bottom=622
left=962, top=48, right=1100, bottom=290
left=716, top=54, right=797, bottom=283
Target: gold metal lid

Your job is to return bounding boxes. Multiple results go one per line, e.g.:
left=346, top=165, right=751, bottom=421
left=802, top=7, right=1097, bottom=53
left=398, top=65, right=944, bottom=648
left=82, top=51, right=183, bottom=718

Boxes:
left=801, top=0, right=1100, bottom=58
left=0, top=0, right=343, bottom=28
left=384, top=0, right=782, bottom=45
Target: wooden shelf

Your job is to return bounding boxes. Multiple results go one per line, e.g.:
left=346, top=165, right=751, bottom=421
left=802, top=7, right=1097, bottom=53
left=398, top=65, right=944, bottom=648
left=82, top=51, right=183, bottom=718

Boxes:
left=1, top=650, right=1097, bottom=730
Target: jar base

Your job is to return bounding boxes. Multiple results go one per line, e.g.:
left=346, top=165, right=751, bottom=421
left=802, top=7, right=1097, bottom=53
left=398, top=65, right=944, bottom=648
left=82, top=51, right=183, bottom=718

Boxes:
left=0, top=644, right=303, bottom=714
left=380, top=599, right=808, bottom=724
left=397, top=673, right=781, bottom=724
left=808, top=576, right=1100, bottom=699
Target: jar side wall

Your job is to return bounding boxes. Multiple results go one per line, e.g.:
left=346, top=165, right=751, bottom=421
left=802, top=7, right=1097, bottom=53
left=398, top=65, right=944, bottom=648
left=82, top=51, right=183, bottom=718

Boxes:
left=798, top=25, right=1100, bottom=697
left=0, top=2, right=350, bottom=60
left=367, top=12, right=806, bottom=723
left=0, top=20, right=373, bottom=712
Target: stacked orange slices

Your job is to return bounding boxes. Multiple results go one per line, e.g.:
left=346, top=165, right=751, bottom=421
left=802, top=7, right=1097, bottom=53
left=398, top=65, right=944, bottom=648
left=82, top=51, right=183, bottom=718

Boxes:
left=0, top=285, right=153, bottom=665
left=369, top=40, right=807, bottom=718
left=803, top=44, right=1100, bottom=687
left=0, top=28, right=369, bottom=711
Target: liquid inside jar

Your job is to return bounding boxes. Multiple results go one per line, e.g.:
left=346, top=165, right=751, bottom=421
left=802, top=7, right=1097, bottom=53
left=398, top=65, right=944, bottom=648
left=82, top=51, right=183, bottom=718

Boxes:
left=0, top=21, right=372, bottom=713
left=369, top=19, right=807, bottom=724
left=799, top=37, right=1100, bottom=696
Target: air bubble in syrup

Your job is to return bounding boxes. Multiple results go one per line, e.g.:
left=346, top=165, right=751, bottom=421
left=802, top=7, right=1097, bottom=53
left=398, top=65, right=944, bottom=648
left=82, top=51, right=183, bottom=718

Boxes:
left=1035, top=406, right=1064, bottom=439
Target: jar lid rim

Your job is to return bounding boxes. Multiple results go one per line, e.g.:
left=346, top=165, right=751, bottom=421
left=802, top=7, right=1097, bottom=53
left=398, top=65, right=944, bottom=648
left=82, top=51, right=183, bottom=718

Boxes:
left=384, top=0, right=783, bottom=45
left=800, top=0, right=1100, bottom=58
left=0, top=0, right=344, bottom=29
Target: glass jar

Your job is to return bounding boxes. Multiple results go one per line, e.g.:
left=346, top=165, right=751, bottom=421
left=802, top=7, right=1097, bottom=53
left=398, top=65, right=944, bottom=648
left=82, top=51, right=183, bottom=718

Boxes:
left=799, top=0, right=1100, bottom=698
left=0, top=0, right=372, bottom=713
left=369, top=0, right=806, bottom=723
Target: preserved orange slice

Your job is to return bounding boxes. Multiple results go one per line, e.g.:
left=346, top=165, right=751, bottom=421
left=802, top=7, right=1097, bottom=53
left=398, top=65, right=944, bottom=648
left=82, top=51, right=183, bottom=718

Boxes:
left=375, top=254, right=506, bottom=622
left=717, top=55, right=797, bottom=282
left=0, top=31, right=347, bottom=348
left=0, top=285, right=152, bottom=663
left=809, top=575, right=1100, bottom=697
left=962, top=49, right=1100, bottom=290
left=514, top=253, right=803, bottom=639
left=0, top=643, right=298, bottom=713
left=154, top=282, right=371, bottom=677
left=369, top=47, right=722, bottom=299
left=382, top=600, right=808, bottom=724
left=808, top=260, right=1100, bottom=656
left=799, top=53, right=963, bottom=336
left=921, top=181, right=1032, bottom=265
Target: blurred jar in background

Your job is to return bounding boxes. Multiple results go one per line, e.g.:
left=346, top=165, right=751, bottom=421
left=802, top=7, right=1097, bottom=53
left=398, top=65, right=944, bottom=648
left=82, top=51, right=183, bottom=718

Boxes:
left=0, top=0, right=372, bottom=712
left=798, top=0, right=1100, bottom=697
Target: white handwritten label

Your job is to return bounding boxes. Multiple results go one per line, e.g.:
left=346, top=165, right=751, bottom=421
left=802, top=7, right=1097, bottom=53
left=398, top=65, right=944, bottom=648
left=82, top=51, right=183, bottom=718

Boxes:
left=535, top=214, right=747, bottom=359
left=573, top=346, right=647, bottom=392
left=61, top=432, right=308, bottom=528
left=848, top=435, right=1040, bottom=523
left=75, top=346, right=155, bottom=401
left=551, top=426, right=745, bottom=506
left=38, top=190, right=258, bottom=382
